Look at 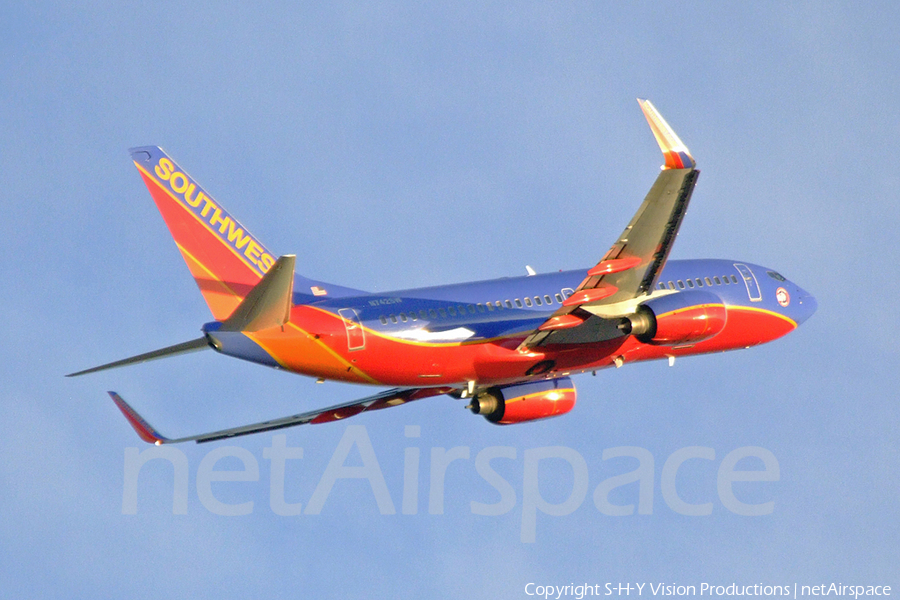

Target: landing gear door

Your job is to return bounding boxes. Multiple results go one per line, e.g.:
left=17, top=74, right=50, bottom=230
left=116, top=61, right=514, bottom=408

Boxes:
left=733, top=263, right=762, bottom=302
left=338, top=308, right=366, bottom=351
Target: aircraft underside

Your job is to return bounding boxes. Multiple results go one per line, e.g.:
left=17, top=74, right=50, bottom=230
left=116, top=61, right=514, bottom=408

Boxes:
left=223, top=301, right=799, bottom=388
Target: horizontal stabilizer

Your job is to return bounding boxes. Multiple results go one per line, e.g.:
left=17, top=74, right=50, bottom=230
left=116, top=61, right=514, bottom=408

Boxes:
left=220, top=255, right=295, bottom=332
left=66, top=337, right=210, bottom=377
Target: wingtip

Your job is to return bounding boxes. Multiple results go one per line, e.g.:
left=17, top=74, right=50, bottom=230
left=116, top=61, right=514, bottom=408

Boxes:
left=637, top=99, right=696, bottom=170
left=108, top=391, right=169, bottom=445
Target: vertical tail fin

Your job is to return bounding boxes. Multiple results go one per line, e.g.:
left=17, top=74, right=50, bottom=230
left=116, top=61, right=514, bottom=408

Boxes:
left=130, top=146, right=278, bottom=320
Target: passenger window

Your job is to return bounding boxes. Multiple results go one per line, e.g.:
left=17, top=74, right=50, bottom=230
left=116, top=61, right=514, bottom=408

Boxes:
left=714, top=276, right=721, bottom=285
left=722, top=276, right=730, bottom=284
left=695, top=278, right=703, bottom=287
left=524, top=297, right=533, bottom=307
left=555, top=293, right=563, bottom=303
left=429, top=309, right=437, bottom=318
left=438, top=308, right=447, bottom=318
left=668, top=281, right=676, bottom=290
left=390, top=314, right=398, bottom=324
left=410, top=312, right=417, bottom=321
left=495, top=301, right=504, bottom=310
left=419, top=310, right=428, bottom=319
left=515, top=299, right=523, bottom=308
left=544, top=295, right=553, bottom=304
left=477, top=303, right=486, bottom=313
left=379, top=316, right=387, bottom=325
left=677, top=280, right=685, bottom=289
left=505, top=300, right=513, bottom=308
left=658, top=283, right=666, bottom=290
left=705, top=277, right=712, bottom=286
left=458, top=305, right=466, bottom=315
left=731, top=275, right=739, bottom=284
left=400, top=313, right=408, bottom=322
left=468, top=304, right=476, bottom=314
left=485, top=303, right=494, bottom=312
left=534, top=296, right=542, bottom=306
left=687, top=279, right=694, bottom=288
left=448, top=306, right=457, bottom=316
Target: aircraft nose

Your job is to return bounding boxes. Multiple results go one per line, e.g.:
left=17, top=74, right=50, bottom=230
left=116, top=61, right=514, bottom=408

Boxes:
left=793, top=286, right=817, bottom=325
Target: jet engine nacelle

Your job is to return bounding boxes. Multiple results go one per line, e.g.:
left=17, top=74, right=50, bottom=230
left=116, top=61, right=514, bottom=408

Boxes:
left=624, top=290, right=727, bottom=346
left=468, top=377, right=576, bottom=425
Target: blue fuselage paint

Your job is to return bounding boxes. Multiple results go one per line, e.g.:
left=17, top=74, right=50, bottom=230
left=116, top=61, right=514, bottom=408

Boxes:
left=301, top=259, right=816, bottom=341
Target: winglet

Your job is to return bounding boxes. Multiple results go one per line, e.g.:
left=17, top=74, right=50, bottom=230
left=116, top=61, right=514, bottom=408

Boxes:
left=637, top=99, right=695, bottom=169
left=108, top=392, right=169, bottom=445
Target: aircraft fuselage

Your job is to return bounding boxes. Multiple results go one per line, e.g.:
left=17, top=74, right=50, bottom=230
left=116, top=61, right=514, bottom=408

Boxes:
left=207, top=258, right=816, bottom=387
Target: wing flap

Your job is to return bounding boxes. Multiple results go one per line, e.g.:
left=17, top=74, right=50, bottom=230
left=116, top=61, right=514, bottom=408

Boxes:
left=586, top=167, right=699, bottom=304
left=523, top=100, right=699, bottom=348
left=108, top=386, right=453, bottom=444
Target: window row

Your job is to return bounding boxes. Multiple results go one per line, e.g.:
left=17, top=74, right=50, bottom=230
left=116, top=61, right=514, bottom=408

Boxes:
left=656, top=274, right=740, bottom=291
left=378, top=292, right=568, bottom=325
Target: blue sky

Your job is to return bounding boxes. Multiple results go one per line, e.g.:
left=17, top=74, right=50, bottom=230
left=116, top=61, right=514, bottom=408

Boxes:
left=2, top=2, right=898, bottom=597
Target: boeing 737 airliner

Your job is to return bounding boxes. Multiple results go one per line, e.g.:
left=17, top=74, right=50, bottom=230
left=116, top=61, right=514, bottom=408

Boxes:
left=69, top=100, right=816, bottom=444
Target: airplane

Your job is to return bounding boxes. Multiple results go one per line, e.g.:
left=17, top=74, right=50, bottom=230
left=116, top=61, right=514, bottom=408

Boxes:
left=69, top=99, right=816, bottom=444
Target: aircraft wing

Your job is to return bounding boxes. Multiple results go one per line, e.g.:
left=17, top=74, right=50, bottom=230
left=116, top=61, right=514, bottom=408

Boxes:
left=110, top=386, right=454, bottom=444
left=524, top=99, right=699, bottom=347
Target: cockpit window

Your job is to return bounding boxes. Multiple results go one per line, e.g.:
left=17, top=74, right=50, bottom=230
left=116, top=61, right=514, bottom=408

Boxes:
left=767, top=271, right=787, bottom=282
